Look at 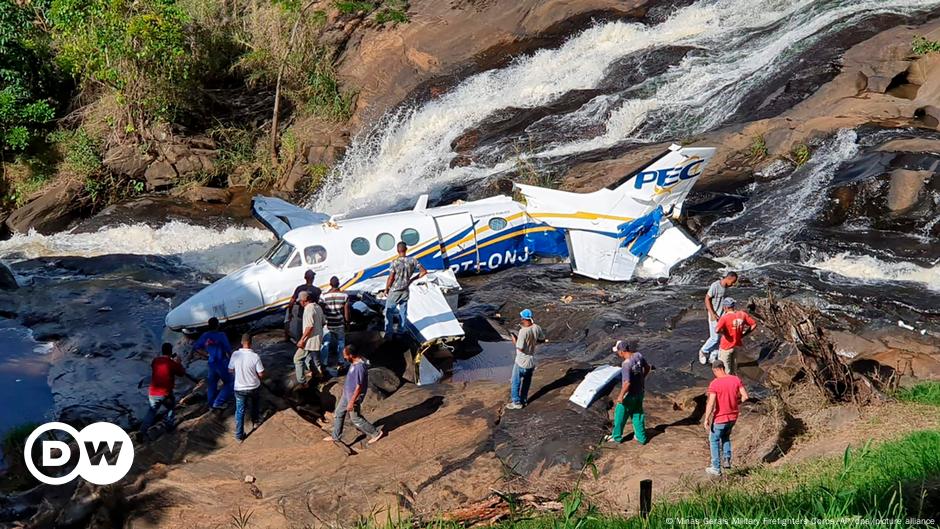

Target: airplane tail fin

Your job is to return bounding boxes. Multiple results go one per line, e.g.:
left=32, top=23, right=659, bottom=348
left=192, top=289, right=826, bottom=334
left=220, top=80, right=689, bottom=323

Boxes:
left=607, top=144, right=716, bottom=217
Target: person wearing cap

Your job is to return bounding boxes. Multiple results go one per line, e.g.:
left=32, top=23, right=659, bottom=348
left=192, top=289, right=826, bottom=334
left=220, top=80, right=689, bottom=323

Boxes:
left=506, top=309, right=545, bottom=410
left=294, top=290, right=326, bottom=384
left=703, top=359, right=748, bottom=476
left=699, top=272, right=738, bottom=365
left=605, top=340, right=651, bottom=445
left=285, top=270, right=322, bottom=342
left=713, top=297, right=756, bottom=374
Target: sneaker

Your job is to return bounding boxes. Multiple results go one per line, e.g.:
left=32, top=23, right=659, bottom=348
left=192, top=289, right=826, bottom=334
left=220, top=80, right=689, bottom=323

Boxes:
left=708, top=352, right=719, bottom=364
left=722, top=459, right=732, bottom=470
left=504, top=402, right=524, bottom=410
left=705, top=466, right=721, bottom=476
left=698, top=351, right=707, bottom=365
left=368, top=428, right=386, bottom=444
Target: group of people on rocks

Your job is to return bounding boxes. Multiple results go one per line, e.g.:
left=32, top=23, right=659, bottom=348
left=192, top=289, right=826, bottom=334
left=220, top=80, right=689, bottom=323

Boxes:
left=142, top=238, right=757, bottom=474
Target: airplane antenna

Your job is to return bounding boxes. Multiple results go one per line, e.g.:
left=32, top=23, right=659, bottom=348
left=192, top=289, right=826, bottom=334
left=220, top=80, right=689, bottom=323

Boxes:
left=413, top=194, right=429, bottom=211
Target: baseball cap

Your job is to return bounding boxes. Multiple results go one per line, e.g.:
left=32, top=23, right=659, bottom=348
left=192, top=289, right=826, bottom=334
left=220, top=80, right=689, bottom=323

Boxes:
left=519, top=309, right=533, bottom=320
left=612, top=340, right=636, bottom=353
left=721, top=297, right=736, bottom=309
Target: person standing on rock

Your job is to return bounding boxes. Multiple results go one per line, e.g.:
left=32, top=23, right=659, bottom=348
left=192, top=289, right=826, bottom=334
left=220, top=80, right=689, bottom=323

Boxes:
left=506, top=309, right=545, bottom=410
left=384, top=242, right=427, bottom=338
left=703, top=359, right=748, bottom=476
left=295, top=290, right=326, bottom=384
left=325, top=345, right=385, bottom=444
left=699, top=271, right=738, bottom=365
left=285, top=270, right=321, bottom=342
left=140, top=343, right=189, bottom=439
left=605, top=340, right=650, bottom=445
left=321, top=276, right=351, bottom=371
left=192, top=317, right=234, bottom=411
left=714, top=298, right=757, bottom=375
left=229, top=334, right=265, bottom=442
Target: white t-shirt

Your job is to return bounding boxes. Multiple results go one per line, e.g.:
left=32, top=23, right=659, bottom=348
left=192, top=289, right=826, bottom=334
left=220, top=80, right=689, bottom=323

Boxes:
left=228, top=348, right=264, bottom=391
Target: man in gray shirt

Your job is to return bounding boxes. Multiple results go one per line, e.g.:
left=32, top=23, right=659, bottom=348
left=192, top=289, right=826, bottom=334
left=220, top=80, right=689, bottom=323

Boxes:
left=384, top=241, right=427, bottom=338
left=506, top=309, right=545, bottom=410
left=294, top=291, right=326, bottom=384
left=699, top=271, right=738, bottom=365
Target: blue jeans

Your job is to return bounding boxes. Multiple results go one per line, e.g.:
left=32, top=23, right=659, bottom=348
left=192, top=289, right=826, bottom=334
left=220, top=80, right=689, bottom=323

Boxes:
left=332, top=393, right=377, bottom=440
left=384, top=291, right=409, bottom=336
left=140, top=394, right=176, bottom=434
left=701, top=318, right=719, bottom=357
left=709, top=420, right=735, bottom=471
left=234, top=388, right=261, bottom=440
left=321, top=329, right=347, bottom=367
left=510, top=364, right=534, bottom=405
left=207, top=362, right=234, bottom=408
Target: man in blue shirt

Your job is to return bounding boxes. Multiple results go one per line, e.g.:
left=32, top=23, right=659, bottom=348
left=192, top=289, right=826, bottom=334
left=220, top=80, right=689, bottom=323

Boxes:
left=324, top=345, right=385, bottom=444
left=606, top=340, right=650, bottom=445
left=192, top=317, right=234, bottom=410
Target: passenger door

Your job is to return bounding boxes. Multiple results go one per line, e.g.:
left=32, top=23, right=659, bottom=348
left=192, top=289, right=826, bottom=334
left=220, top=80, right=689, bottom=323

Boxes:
left=433, top=212, right=478, bottom=273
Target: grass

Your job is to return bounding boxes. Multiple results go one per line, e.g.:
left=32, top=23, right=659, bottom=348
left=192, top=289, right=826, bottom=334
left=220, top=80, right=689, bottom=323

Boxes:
left=789, top=143, right=811, bottom=167
left=376, top=0, right=409, bottom=24
left=748, top=134, right=768, bottom=161
left=896, top=382, right=940, bottom=407
left=912, top=36, right=940, bottom=55
left=353, top=431, right=940, bottom=529
left=335, top=0, right=376, bottom=14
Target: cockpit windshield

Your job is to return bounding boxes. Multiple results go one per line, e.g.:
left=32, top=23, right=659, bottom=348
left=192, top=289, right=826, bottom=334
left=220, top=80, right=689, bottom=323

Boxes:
left=263, top=240, right=295, bottom=268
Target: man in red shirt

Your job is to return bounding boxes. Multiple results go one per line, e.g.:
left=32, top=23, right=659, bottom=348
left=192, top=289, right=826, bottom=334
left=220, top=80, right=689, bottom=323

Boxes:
left=714, top=298, right=756, bottom=375
left=703, top=359, right=749, bottom=476
left=140, top=343, right=189, bottom=440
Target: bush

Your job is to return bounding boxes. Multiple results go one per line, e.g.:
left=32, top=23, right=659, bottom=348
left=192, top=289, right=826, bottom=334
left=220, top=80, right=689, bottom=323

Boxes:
left=912, top=36, right=940, bottom=55
left=790, top=143, right=811, bottom=167
left=48, top=0, right=196, bottom=123
left=47, top=128, right=101, bottom=179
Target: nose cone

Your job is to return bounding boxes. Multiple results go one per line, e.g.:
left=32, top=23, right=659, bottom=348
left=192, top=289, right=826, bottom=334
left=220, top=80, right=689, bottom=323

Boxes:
left=165, top=263, right=268, bottom=330
left=166, top=285, right=220, bottom=331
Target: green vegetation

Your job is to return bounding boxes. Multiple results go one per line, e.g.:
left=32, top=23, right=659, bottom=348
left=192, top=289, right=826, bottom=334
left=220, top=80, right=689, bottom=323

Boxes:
left=47, top=128, right=101, bottom=179
left=1, top=421, right=40, bottom=491
left=790, top=143, right=811, bottom=167
left=912, top=36, right=940, bottom=55
left=376, top=0, right=409, bottom=24
left=896, top=381, right=940, bottom=407
left=335, top=1, right=377, bottom=14
left=748, top=134, right=768, bottom=161
left=305, top=52, right=357, bottom=121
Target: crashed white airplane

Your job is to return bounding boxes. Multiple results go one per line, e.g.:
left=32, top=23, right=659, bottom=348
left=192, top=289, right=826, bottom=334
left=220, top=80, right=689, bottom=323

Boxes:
left=166, top=144, right=715, bottom=343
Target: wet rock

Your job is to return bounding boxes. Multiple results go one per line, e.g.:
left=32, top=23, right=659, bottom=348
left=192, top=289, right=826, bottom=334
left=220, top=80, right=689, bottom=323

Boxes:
left=0, top=261, right=16, bottom=290
left=4, top=180, right=87, bottom=235
left=144, top=161, right=178, bottom=191
left=174, top=186, right=233, bottom=204
left=886, top=168, right=929, bottom=212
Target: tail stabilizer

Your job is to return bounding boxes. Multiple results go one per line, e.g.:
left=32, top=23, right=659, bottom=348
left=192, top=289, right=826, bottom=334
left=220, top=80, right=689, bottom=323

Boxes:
left=607, top=144, right=716, bottom=216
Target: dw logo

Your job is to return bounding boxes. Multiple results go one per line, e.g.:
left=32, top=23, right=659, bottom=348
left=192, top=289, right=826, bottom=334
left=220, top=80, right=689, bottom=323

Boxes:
left=23, top=422, right=134, bottom=485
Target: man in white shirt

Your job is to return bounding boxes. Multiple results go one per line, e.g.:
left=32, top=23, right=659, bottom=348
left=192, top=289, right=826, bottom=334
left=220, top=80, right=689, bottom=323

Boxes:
left=229, top=333, right=265, bottom=442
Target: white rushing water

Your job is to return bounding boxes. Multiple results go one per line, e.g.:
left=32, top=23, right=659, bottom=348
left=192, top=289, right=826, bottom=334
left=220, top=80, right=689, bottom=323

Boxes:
left=807, top=253, right=940, bottom=292
left=0, top=221, right=273, bottom=275
left=310, top=0, right=940, bottom=215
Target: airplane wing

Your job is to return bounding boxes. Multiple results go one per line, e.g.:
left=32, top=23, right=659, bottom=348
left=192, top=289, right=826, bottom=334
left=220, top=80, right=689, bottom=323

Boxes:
left=515, top=144, right=714, bottom=281
left=251, top=196, right=330, bottom=238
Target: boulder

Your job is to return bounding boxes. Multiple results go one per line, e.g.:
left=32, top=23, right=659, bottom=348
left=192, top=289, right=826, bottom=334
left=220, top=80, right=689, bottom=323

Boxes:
left=173, top=156, right=202, bottom=177
left=174, top=186, right=232, bottom=204
left=886, top=169, right=929, bottom=212
left=4, top=180, right=86, bottom=234
left=0, top=261, right=17, bottom=290
left=144, top=161, right=178, bottom=190
left=102, top=144, right=154, bottom=178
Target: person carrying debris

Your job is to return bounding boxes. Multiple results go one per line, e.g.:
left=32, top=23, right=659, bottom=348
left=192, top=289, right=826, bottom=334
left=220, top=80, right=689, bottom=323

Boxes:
left=703, top=359, right=748, bottom=476
left=229, top=334, right=265, bottom=442
left=699, top=271, right=738, bottom=365
left=384, top=242, right=427, bottom=338
left=714, top=297, right=756, bottom=375
left=325, top=345, right=385, bottom=444
left=605, top=340, right=650, bottom=445
left=285, top=270, right=321, bottom=342
left=506, top=309, right=545, bottom=410
left=321, top=276, right=351, bottom=371
left=192, top=317, right=234, bottom=411
left=295, top=290, right=326, bottom=384
left=140, top=343, right=191, bottom=439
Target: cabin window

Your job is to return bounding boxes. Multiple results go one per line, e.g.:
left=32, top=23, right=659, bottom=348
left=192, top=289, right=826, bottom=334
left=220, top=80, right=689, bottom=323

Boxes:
left=489, top=217, right=508, bottom=231
left=287, top=252, right=301, bottom=268
left=305, top=245, right=328, bottom=264
left=265, top=240, right=295, bottom=268
left=351, top=237, right=370, bottom=256
left=401, top=228, right=420, bottom=246
left=376, top=232, right=395, bottom=251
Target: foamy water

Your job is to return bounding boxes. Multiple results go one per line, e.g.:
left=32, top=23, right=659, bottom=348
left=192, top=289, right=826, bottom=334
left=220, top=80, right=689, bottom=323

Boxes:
left=0, top=221, right=273, bottom=275
left=309, top=0, right=940, bottom=215
left=808, top=253, right=940, bottom=291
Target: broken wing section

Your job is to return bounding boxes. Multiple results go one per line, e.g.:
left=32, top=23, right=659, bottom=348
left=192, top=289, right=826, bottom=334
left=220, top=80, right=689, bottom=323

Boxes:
left=251, top=196, right=330, bottom=238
